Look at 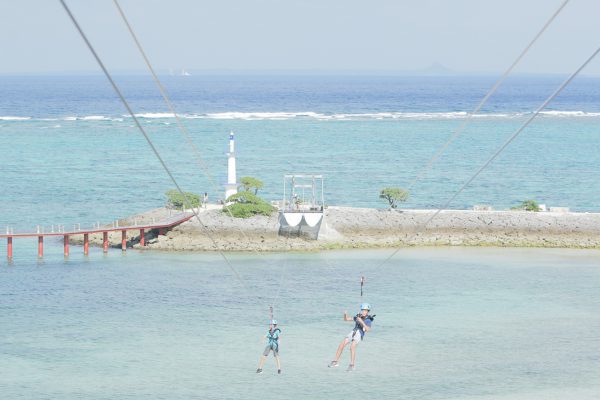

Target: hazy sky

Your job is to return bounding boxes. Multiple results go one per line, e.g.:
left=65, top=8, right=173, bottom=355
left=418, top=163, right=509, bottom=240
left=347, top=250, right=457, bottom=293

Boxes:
left=1, top=0, right=599, bottom=75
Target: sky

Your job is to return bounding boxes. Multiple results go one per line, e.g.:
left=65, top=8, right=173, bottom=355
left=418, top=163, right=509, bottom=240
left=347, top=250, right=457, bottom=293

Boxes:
left=1, top=0, right=599, bottom=75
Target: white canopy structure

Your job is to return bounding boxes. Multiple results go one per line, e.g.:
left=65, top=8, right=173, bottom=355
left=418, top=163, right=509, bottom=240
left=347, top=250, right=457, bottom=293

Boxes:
left=279, top=174, right=324, bottom=239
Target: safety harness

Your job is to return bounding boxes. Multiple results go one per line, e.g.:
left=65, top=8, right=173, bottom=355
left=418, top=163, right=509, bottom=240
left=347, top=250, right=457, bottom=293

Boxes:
left=267, top=327, right=281, bottom=350
left=352, top=314, right=375, bottom=340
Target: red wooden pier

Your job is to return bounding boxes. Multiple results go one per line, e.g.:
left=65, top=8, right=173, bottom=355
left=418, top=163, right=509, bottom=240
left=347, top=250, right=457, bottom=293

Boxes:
left=1, top=212, right=194, bottom=259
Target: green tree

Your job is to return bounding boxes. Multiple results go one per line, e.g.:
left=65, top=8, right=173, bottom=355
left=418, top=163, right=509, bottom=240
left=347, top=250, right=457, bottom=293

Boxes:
left=165, top=189, right=201, bottom=210
left=379, top=187, right=409, bottom=209
left=226, top=191, right=263, bottom=205
left=238, top=176, right=264, bottom=195
left=510, top=199, right=541, bottom=212
left=223, top=191, right=275, bottom=218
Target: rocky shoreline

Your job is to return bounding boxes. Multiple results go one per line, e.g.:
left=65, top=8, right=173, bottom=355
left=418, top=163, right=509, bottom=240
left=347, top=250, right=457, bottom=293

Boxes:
left=76, top=206, right=600, bottom=251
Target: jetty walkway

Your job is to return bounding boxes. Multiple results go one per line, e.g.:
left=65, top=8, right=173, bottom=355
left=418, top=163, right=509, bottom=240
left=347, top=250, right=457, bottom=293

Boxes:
left=1, top=212, right=194, bottom=259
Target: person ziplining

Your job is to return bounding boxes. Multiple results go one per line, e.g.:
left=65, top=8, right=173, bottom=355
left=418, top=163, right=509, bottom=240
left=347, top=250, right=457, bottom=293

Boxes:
left=328, top=276, right=374, bottom=371
left=328, top=303, right=375, bottom=372
left=256, top=319, right=282, bottom=374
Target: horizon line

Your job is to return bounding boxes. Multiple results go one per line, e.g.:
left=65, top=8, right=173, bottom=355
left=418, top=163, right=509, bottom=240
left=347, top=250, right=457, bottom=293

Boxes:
left=1, top=69, right=599, bottom=77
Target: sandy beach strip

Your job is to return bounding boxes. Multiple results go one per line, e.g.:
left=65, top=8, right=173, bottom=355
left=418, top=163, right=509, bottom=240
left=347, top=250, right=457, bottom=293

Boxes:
left=73, top=206, right=600, bottom=251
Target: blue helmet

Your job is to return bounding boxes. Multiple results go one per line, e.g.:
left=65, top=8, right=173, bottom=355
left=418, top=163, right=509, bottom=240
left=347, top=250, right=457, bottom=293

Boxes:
left=360, top=303, right=371, bottom=311
left=270, top=319, right=278, bottom=325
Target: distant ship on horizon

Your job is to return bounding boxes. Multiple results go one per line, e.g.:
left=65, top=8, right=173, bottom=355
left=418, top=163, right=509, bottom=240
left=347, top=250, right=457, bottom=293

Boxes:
left=168, top=68, right=191, bottom=76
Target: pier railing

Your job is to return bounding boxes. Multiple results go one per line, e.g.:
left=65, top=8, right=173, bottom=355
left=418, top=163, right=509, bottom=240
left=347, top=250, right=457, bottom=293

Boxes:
left=1, top=212, right=194, bottom=259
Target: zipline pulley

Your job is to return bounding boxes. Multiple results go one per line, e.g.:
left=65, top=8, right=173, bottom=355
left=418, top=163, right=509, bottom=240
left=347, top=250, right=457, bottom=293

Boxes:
left=360, top=276, right=366, bottom=298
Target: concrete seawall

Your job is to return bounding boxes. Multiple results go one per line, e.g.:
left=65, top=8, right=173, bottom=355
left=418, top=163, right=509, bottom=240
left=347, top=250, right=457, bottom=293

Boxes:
left=81, top=206, right=600, bottom=251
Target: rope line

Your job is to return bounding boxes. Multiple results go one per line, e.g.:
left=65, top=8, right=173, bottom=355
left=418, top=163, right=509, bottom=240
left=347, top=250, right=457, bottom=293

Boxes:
left=377, top=44, right=600, bottom=269
left=112, top=0, right=219, bottom=196
left=406, top=0, right=571, bottom=193
left=59, top=0, right=249, bottom=292
left=360, top=276, right=365, bottom=298
left=113, top=0, right=257, bottom=242
left=112, top=0, right=291, bottom=319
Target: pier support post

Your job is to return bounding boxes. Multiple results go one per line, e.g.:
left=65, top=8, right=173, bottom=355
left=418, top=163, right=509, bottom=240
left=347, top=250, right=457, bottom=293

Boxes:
left=84, top=234, right=89, bottom=255
left=139, top=228, right=145, bottom=246
left=63, top=235, right=69, bottom=257
left=7, top=236, right=12, bottom=259
left=38, top=236, right=44, bottom=258
left=121, top=230, right=127, bottom=251
left=103, top=232, right=108, bottom=253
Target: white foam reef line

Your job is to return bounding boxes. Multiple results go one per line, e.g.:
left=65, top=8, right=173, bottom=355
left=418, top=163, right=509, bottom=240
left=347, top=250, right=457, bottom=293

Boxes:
left=3, top=110, right=600, bottom=122
left=0, top=116, right=31, bottom=121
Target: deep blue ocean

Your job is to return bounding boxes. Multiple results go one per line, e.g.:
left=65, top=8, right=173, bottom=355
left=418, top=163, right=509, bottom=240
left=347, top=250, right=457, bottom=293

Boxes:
left=1, top=75, right=600, bottom=399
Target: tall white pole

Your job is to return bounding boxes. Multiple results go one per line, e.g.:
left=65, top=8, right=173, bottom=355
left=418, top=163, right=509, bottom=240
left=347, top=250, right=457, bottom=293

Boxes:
left=225, top=131, right=238, bottom=200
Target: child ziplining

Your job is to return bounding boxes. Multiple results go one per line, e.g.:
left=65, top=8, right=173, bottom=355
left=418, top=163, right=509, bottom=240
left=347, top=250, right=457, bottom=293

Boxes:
left=328, top=303, right=375, bottom=371
left=256, top=320, right=281, bottom=374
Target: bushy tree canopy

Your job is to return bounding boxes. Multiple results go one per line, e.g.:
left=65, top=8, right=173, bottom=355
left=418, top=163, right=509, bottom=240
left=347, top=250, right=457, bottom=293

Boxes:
left=511, top=199, right=541, bottom=212
left=224, top=191, right=275, bottom=218
left=379, top=187, right=409, bottom=209
left=238, top=176, right=264, bottom=195
left=165, top=189, right=201, bottom=210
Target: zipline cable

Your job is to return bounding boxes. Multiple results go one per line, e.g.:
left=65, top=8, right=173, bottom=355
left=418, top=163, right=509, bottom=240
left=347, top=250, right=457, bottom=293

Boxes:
left=301, top=0, right=571, bottom=313
left=269, top=238, right=290, bottom=315
left=113, top=0, right=263, bottom=248
left=377, top=44, right=600, bottom=269
left=406, top=0, right=571, bottom=193
left=112, top=0, right=219, bottom=198
left=71, top=0, right=287, bottom=315
left=59, top=0, right=250, bottom=293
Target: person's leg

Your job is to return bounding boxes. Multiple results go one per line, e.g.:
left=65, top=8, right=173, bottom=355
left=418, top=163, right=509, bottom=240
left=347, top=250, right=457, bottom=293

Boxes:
left=333, top=337, right=349, bottom=362
left=275, top=355, right=281, bottom=370
left=257, top=347, right=271, bottom=370
left=257, top=355, right=267, bottom=369
left=350, top=341, right=358, bottom=366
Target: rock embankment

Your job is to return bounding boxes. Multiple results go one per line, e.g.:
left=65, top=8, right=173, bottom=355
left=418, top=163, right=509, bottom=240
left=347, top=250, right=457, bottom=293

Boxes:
left=85, top=206, right=600, bottom=251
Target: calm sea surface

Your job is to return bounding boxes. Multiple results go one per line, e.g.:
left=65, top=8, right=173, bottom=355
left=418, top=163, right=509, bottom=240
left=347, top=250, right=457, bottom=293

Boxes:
left=1, top=248, right=599, bottom=399
left=1, top=75, right=599, bottom=399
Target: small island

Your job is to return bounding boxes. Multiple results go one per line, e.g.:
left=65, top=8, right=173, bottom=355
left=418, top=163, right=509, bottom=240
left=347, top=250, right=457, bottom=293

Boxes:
left=76, top=134, right=600, bottom=252
left=79, top=203, right=600, bottom=252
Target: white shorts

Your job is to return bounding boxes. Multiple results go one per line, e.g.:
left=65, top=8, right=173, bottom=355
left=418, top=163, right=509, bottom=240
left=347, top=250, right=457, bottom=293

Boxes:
left=346, top=330, right=362, bottom=343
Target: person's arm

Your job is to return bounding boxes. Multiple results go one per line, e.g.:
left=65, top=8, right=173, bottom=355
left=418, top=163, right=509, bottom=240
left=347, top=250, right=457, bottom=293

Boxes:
left=264, top=330, right=273, bottom=343
left=343, top=311, right=354, bottom=322
left=355, top=317, right=371, bottom=332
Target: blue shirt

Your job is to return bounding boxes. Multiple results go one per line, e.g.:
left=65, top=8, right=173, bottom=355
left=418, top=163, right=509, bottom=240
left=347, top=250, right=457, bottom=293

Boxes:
left=354, top=315, right=373, bottom=338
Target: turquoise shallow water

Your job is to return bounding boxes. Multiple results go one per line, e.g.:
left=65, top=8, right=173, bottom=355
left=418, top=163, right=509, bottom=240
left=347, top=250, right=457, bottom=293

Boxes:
left=2, top=75, right=600, bottom=236
left=2, top=115, right=600, bottom=233
left=1, top=247, right=599, bottom=399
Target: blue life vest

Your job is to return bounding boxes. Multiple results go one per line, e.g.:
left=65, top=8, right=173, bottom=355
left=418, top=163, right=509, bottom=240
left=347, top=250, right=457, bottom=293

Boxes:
left=352, top=314, right=374, bottom=339
left=266, top=328, right=281, bottom=349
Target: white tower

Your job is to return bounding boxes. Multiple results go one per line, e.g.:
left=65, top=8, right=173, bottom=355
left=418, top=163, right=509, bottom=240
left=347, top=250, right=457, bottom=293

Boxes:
left=224, top=131, right=238, bottom=201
